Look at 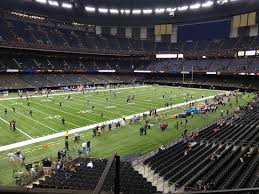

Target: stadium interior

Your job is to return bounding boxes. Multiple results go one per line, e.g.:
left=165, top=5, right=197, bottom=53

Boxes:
left=0, top=0, right=259, bottom=194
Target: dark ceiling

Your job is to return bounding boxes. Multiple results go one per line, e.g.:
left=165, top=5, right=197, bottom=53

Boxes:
left=1, top=0, right=259, bottom=26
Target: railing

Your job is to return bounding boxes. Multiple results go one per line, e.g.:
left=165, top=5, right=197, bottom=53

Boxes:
left=177, top=187, right=259, bottom=194
left=131, top=110, right=244, bottom=193
left=0, top=40, right=149, bottom=56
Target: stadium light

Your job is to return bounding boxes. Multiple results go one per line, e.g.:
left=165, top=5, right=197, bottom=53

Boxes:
left=217, top=0, right=228, bottom=4
left=202, top=1, right=214, bottom=7
left=48, top=0, right=58, bottom=6
left=85, top=6, right=96, bottom=12
left=155, top=8, right=165, bottom=14
left=35, top=0, right=47, bottom=4
left=125, top=9, right=131, bottom=14
left=110, top=9, right=119, bottom=14
left=132, top=9, right=141, bottom=15
left=190, top=3, right=201, bottom=9
left=143, top=9, right=153, bottom=14
left=178, top=6, right=188, bottom=11
left=62, top=2, right=72, bottom=9
left=98, top=8, right=108, bottom=13
left=166, top=8, right=176, bottom=12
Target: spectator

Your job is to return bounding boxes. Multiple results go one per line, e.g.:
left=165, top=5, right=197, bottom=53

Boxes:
left=56, top=160, right=63, bottom=170
left=74, top=132, right=80, bottom=142
left=87, top=161, right=94, bottom=168
left=159, top=145, right=166, bottom=152
left=30, top=167, right=37, bottom=177
left=87, top=140, right=91, bottom=152
left=42, top=158, right=52, bottom=176
left=7, top=151, right=14, bottom=162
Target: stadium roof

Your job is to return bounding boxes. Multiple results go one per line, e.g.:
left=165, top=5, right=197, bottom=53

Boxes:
left=1, top=0, right=259, bottom=25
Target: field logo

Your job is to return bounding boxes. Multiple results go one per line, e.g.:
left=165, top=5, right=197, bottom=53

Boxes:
left=45, top=115, right=62, bottom=120
left=11, top=102, right=23, bottom=105
left=41, top=99, right=52, bottom=102
left=106, top=106, right=116, bottom=109
left=79, top=110, right=92, bottom=113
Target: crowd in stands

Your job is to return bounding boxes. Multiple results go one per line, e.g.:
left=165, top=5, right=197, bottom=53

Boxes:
left=0, top=15, right=259, bottom=57
left=147, top=58, right=259, bottom=73
left=0, top=73, right=258, bottom=92
left=0, top=53, right=258, bottom=75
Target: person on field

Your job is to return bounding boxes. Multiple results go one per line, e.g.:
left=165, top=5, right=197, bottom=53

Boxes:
left=140, top=126, right=144, bottom=136
left=74, top=132, right=80, bottom=142
left=87, top=140, right=91, bottom=152
left=144, top=126, right=147, bottom=135
left=65, top=140, right=69, bottom=151
left=64, top=130, right=69, bottom=140
left=12, top=120, right=16, bottom=131
left=93, top=127, right=97, bottom=137
left=62, top=117, right=65, bottom=125
left=7, top=151, right=14, bottom=162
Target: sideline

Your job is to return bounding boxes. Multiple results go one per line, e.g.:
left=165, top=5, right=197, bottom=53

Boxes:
left=0, top=93, right=227, bottom=152
left=0, top=85, right=151, bottom=101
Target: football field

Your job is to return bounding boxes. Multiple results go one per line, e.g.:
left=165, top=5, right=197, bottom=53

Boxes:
left=0, top=85, right=219, bottom=147
left=0, top=85, right=255, bottom=186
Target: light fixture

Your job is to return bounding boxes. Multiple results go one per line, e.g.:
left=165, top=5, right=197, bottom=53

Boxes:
left=143, top=9, right=153, bottom=14
left=110, top=9, right=119, bottom=14
left=190, top=3, right=201, bottom=9
left=98, top=8, right=108, bottom=13
left=217, top=0, right=228, bottom=4
left=166, top=8, right=176, bottom=12
left=155, top=8, right=165, bottom=14
left=178, top=6, right=188, bottom=11
left=35, top=0, right=47, bottom=4
left=202, top=1, right=214, bottom=7
left=48, top=0, right=58, bottom=6
left=132, top=9, right=141, bottom=14
left=62, top=2, right=72, bottom=9
left=85, top=6, right=96, bottom=12
left=125, top=9, right=131, bottom=14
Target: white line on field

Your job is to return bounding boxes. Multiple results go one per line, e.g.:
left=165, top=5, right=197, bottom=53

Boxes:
left=8, top=99, right=80, bottom=128
left=31, top=101, right=97, bottom=123
left=0, top=116, right=33, bottom=139
left=0, top=104, right=58, bottom=133
left=0, top=92, right=228, bottom=152
left=35, top=97, right=111, bottom=119
left=0, top=85, right=151, bottom=101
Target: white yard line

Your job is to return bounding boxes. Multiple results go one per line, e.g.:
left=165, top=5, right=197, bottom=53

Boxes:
left=34, top=97, right=112, bottom=119
left=8, top=99, right=80, bottom=128
left=0, top=117, right=33, bottom=139
left=0, top=105, right=58, bottom=133
left=63, top=95, right=139, bottom=114
left=0, top=85, right=151, bottom=101
left=0, top=93, right=227, bottom=152
left=31, top=101, right=97, bottom=123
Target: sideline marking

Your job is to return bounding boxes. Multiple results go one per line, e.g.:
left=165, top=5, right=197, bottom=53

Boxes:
left=0, top=117, right=33, bottom=139
left=0, top=93, right=227, bottom=152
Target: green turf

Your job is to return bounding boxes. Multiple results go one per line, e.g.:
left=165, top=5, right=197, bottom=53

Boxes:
left=0, top=85, right=255, bottom=186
